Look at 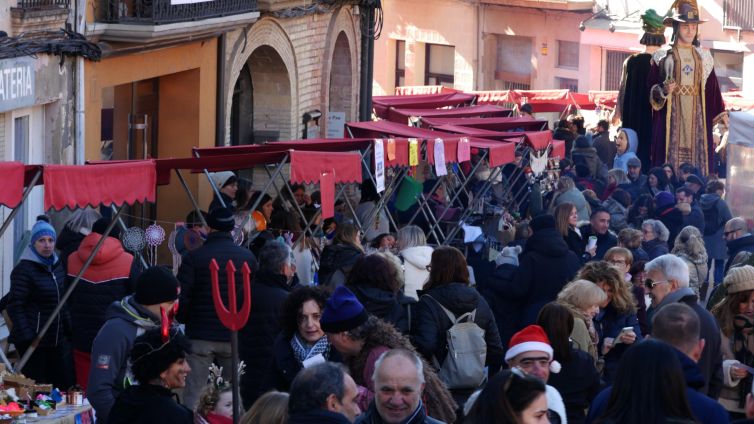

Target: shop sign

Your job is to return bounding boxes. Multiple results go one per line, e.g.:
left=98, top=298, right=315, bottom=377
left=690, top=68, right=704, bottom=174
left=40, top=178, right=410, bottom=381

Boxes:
left=0, top=57, right=35, bottom=113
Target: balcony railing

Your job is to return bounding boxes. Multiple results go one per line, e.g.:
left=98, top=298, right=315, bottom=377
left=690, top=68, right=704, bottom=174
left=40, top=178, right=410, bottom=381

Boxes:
left=104, top=0, right=257, bottom=25
left=724, top=0, right=754, bottom=30
left=16, top=0, right=69, bottom=9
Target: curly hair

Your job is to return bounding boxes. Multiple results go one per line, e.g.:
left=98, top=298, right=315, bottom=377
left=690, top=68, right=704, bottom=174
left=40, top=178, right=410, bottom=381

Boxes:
left=195, top=384, right=233, bottom=418
left=279, top=286, right=330, bottom=338
left=712, top=290, right=754, bottom=337
left=577, top=261, right=636, bottom=314
left=346, top=316, right=457, bottom=423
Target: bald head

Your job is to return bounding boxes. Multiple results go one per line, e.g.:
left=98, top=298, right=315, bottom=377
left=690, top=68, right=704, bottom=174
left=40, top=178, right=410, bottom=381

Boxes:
left=725, top=217, right=749, bottom=241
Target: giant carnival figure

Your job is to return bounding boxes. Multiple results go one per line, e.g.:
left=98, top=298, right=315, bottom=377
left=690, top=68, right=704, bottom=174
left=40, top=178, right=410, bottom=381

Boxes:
left=614, top=9, right=666, bottom=168
left=649, top=0, right=725, bottom=176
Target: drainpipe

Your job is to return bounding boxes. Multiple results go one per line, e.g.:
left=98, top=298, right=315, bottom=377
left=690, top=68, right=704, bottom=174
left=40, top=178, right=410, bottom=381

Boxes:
left=74, top=0, right=86, bottom=164
left=216, top=33, right=226, bottom=146
left=358, top=2, right=375, bottom=121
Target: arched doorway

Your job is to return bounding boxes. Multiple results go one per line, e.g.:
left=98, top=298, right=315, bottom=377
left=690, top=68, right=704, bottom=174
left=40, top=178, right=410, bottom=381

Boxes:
left=230, top=64, right=253, bottom=145
left=328, top=31, right=353, bottom=124
left=239, top=45, right=292, bottom=143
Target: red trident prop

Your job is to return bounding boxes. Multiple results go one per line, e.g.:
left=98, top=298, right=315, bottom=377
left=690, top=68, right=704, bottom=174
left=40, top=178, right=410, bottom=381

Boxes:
left=210, top=258, right=252, bottom=424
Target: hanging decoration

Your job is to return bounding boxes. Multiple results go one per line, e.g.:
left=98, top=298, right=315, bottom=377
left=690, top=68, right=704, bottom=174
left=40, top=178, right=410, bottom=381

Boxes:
left=145, top=223, right=166, bottom=266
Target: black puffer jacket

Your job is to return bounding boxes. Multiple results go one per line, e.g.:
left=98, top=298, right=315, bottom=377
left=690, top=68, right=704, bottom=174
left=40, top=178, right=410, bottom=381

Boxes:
left=263, top=333, right=342, bottom=393
left=513, top=228, right=581, bottom=329
left=177, top=232, right=257, bottom=342
left=477, top=263, right=519, bottom=348
left=410, top=283, right=504, bottom=375
left=318, top=243, right=363, bottom=287
left=348, top=285, right=412, bottom=334
left=8, top=247, right=70, bottom=347
left=726, top=235, right=754, bottom=274
left=655, top=206, right=684, bottom=250
left=547, top=346, right=601, bottom=424
left=239, top=270, right=292, bottom=408
left=109, top=384, right=193, bottom=424
left=67, top=233, right=134, bottom=352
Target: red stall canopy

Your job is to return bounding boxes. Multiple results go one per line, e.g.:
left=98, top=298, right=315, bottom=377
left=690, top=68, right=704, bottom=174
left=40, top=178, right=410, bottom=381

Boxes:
left=289, top=151, right=362, bottom=185
left=192, top=139, right=374, bottom=157
left=422, top=116, right=547, bottom=131
left=468, top=140, right=516, bottom=167
left=149, top=152, right=289, bottom=185
left=44, top=161, right=156, bottom=211
left=372, top=92, right=477, bottom=119
left=0, top=162, right=26, bottom=208
left=386, top=105, right=512, bottom=123
left=587, top=91, right=618, bottom=110
left=525, top=131, right=553, bottom=151
left=432, top=124, right=526, bottom=141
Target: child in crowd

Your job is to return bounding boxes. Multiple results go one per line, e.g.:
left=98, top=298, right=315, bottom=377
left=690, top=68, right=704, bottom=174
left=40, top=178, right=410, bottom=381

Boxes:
left=195, top=365, right=235, bottom=424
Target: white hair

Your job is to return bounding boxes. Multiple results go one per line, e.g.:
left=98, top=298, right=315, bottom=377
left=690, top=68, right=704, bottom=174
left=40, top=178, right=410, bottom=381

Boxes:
left=645, top=254, right=690, bottom=287
left=642, top=219, right=670, bottom=242
left=372, top=348, right=425, bottom=385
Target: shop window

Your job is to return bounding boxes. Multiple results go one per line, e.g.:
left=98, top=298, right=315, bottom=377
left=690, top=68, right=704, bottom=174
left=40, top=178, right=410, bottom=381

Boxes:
left=557, top=77, right=578, bottom=92
left=424, top=44, right=454, bottom=87
left=604, top=50, right=631, bottom=90
left=557, top=40, right=580, bottom=70
left=496, top=34, right=532, bottom=88
left=395, top=40, right=406, bottom=88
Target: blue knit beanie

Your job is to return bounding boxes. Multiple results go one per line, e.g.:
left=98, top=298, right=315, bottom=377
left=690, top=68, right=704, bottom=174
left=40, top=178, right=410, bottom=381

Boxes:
left=320, top=286, right=369, bottom=333
left=31, top=218, right=56, bottom=245
left=654, top=191, right=675, bottom=210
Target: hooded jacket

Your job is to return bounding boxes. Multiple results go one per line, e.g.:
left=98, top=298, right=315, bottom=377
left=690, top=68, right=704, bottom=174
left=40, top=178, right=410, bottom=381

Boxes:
left=674, top=251, right=709, bottom=298
left=612, top=128, right=639, bottom=172
left=602, top=198, right=628, bottom=233
left=594, top=302, right=642, bottom=384
left=512, top=227, right=581, bottom=329
left=67, top=233, right=134, bottom=353
left=553, top=188, right=591, bottom=222
left=410, top=283, right=504, bottom=378
left=7, top=246, right=69, bottom=347
left=348, top=285, right=411, bottom=334
left=109, top=383, right=193, bottom=424
left=399, top=245, right=433, bottom=300
left=319, top=243, right=364, bottom=288
left=700, top=193, right=733, bottom=260
left=650, top=287, right=723, bottom=398
left=87, top=296, right=164, bottom=424
left=592, top=130, right=617, bottom=168
left=586, top=348, right=729, bottom=424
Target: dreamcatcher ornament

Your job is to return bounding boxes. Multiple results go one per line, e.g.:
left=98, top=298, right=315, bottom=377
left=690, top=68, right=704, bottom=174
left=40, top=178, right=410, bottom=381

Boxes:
left=145, top=223, right=166, bottom=266
left=121, top=226, right=146, bottom=256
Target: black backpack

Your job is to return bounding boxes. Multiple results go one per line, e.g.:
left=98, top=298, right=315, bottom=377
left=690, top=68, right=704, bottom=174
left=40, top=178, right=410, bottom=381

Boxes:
left=702, top=198, right=721, bottom=237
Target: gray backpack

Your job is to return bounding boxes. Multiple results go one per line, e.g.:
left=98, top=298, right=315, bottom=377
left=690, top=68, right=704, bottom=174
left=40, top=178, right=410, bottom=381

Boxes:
left=424, top=295, right=487, bottom=389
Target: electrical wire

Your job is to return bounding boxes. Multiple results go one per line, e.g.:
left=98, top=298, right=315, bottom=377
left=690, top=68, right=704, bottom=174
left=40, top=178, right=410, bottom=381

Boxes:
left=0, top=28, right=101, bottom=61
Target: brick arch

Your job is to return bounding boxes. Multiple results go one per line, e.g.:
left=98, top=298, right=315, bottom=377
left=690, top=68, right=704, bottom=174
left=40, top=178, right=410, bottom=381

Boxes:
left=321, top=6, right=360, bottom=134
left=226, top=18, right=298, bottom=144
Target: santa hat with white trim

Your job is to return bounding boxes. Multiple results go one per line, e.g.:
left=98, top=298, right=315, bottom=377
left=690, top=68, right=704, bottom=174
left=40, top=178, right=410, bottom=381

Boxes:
left=505, top=325, right=561, bottom=374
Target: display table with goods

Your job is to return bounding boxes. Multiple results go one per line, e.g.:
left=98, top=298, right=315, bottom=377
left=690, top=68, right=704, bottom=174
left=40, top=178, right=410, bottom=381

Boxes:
left=0, top=368, right=92, bottom=423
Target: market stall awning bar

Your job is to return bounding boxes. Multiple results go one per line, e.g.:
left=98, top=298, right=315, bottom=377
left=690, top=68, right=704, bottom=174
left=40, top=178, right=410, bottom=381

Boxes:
left=44, top=161, right=157, bottom=211
left=525, top=131, right=553, bottom=151
left=421, top=116, right=547, bottom=132
left=372, top=92, right=477, bottom=119
left=386, top=104, right=512, bottom=123
left=289, top=150, right=362, bottom=185
left=191, top=138, right=374, bottom=157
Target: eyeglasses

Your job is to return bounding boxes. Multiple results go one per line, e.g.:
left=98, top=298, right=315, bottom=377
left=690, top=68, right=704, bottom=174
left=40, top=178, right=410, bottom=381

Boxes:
left=725, top=230, right=739, bottom=237
left=645, top=279, right=669, bottom=289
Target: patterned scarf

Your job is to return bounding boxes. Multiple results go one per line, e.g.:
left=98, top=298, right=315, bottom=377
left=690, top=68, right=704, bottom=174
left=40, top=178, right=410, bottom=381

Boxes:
left=290, top=333, right=331, bottom=364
